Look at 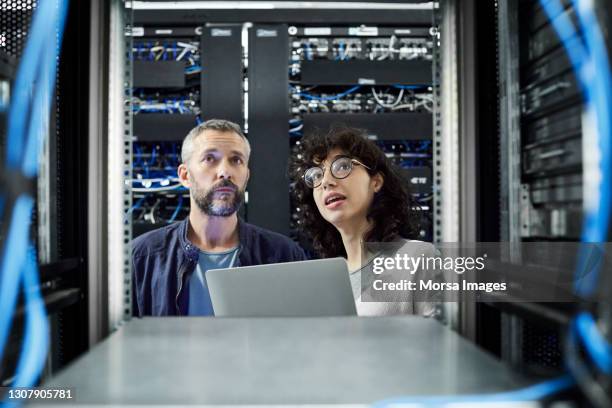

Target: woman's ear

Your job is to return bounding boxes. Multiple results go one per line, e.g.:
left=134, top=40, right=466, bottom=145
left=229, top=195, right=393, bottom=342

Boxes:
left=372, top=172, right=384, bottom=193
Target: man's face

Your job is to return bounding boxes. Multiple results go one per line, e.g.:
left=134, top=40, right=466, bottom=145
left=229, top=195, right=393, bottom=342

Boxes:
left=178, top=129, right=250, bottom=217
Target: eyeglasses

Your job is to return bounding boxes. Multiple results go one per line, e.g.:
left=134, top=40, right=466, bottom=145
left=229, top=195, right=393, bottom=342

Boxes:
left=303, top=155, right=373, bottom=188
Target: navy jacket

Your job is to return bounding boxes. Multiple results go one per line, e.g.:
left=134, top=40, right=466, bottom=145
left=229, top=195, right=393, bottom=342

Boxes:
left=132, top=218, right=308, bottom=316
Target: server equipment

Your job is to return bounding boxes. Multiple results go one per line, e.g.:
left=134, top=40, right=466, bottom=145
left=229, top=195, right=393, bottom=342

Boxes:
left=127, top=15, right=438, bottom=240
left=129, top=28, right=202, bottom=237
left=470, top=4, right=612, bottom=406
left=518, top=1, right=584, bottom=240
left=288, top=26, right=435, bottom=241
left=1, top=0, right=91, bottom=388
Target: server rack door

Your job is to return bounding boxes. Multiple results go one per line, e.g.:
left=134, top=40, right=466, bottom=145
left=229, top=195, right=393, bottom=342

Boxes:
left=201, top=25, right=244, bottom=126
left=247, top=25, right=290, bottom=235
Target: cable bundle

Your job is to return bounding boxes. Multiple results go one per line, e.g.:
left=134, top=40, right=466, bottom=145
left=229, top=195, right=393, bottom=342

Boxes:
left=539, top=0, right=612, bottom=406
left=0, top=0, right=69, bottom=400
left=371, top=0, right=611, bottom=406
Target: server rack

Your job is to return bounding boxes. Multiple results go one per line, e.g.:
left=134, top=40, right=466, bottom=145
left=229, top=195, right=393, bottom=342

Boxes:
left=127, top=5, right=440, bottom=240
left=129, top=27, right=201, bottom=237
left=464, top=3, right=612, bottom=398
left=248, top=24, right=291, bottom=235
left=0, top=50, right=14, bottom=173
left=287, top=25, right=435, bottom=241
left=0, top=0, right=92, bottom=386
left=495, top=0, right=584, bottom=374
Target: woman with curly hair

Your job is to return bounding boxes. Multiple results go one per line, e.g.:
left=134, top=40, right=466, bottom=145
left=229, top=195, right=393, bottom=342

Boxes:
left=289, top=126, right=436, bottom=316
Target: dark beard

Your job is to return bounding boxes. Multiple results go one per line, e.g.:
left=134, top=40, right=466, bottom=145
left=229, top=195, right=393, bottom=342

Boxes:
left=193, top=179, right=244, bottom=217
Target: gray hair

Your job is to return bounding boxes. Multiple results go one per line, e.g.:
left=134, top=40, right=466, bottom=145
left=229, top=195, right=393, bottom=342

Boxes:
left=181, top=119, right=251, bottom=164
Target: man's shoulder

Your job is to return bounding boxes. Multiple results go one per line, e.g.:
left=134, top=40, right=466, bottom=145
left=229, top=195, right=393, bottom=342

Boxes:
left=132, top=221, right=182, bottom=258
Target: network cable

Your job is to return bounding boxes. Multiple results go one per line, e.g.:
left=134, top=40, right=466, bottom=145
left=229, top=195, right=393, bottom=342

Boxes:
left=371, top=375, right=574, bottom=407
left=169, top=195, right=184, bottom=222
left=538, top=1, right=612, bottom=394
left=373, top=1, right=610, bottom=406
left=0, top=0, right=69, bottom=401
left=541, top=0, right=610, bottom=406
left=291, top=85, right=362, bottom=101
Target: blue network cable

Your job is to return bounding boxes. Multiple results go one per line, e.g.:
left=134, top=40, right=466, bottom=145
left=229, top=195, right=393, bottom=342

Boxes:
left=539, top=0, right=612, bottom=377
left=169, top=195, right=184, bottom=223
left=5, top=0, right=65, bottom=169
left=574, top=312, right=612, bottom=374
left=134, top=144, right=144, bottom=168
left=291, top=85, right=361, bottom=101
left=374, top=2, right=610, bottom=407
left=543, top=0, right=612, bottom=392
left=0, top=0, right=69, bottom=399
left=185, top=65, right=202, bottom=74
left=124, top=195, right=148, bottom=223
left=571, top=0, right=612, bottom=241
left=540, top=0, right=611, bottom=246
left=372, top=375, right=574, bottom=407
left=393, top=84, right=430, bottom=90
left=337, top=42, right=345, bottom=61
left=0, top=197, right=35, bottom=367
left=304, top=43, right=313, bottom=61
left=12, top=245, right=49, bottom=389
left=147, top=42, right=154, bottom=61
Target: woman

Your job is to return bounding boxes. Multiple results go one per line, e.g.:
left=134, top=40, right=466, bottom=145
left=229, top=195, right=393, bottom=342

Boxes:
left=289, top=126, right=437, bottom=316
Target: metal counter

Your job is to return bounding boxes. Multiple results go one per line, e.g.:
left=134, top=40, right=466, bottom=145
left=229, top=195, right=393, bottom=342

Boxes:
left=42, top=317, right=526, bottom=406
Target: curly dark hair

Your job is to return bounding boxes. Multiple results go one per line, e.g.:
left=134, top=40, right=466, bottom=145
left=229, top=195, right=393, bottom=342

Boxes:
left=288, top=126, right=421, bottom=258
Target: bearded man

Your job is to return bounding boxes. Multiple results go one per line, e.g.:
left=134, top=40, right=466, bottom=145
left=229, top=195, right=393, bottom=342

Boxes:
left=132, top=119, right=307, bottom=316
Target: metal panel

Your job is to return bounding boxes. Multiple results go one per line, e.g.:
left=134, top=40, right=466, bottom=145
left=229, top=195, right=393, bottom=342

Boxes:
left=398, top=167, right=432, bottom=194
left=88, top=0, right=111, bottom=346
left=133, top=60, right=186, bottom=88
left=0, top=51, right=13, bottom=180
left=456, top=0, right=479, bottom=342
left=437, top=0, right=459, bottom=244
left=200, top=25, right=243, bottom=126
left=498, top=0, right=522, bottom=243
left=135, top=9, right=434, bottom=25
left=132, top=3, right=435, bottom=26
left=435, top=0, right=460, bottom=332
left=0, top=0, right=36, bottom=59
left=41, top=317, right=527, bottom=405
left=133, top=114, right=198, bottom=141
left=108, top=0, right=131, bottom=332
left=121, top=1, right=135, bottom=323
left=292, top=26, right=432, bottom=37
left=302, top=112, right=433, bottom=141
left=300, top=60, right=432, bottom=85
left=247, top=24, right=290, bottom=235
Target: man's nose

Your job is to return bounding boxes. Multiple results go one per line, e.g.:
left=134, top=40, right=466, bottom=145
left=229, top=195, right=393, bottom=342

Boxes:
left=217, top=160, right=233, bottom=179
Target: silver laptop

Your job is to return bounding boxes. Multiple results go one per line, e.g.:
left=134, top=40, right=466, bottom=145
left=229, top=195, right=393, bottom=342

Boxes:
left=206, top=258, right=357, bottom=317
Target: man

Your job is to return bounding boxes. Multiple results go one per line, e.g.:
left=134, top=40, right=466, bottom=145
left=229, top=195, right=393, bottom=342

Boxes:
left=132, top=119, right=307, bottom=316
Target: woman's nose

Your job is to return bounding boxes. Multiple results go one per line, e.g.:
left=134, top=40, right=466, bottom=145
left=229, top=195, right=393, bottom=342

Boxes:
left=320, top=168, right=336, bottom=189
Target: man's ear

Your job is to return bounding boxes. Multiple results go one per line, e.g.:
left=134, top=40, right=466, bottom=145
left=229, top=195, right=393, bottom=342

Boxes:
left=178, top=163, right=191, bottom=188
left=372, top=172, right=384, bottom=193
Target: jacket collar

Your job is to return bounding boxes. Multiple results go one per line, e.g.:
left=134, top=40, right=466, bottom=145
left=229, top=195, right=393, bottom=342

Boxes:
left=178, top=216, right=251, bottom=262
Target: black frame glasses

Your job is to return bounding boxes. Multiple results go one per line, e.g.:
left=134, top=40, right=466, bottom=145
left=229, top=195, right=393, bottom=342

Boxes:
left=303, top=155, right=373, bottom=188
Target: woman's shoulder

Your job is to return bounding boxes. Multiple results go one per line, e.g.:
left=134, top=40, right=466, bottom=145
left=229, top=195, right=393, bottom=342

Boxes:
left=391, top=238, right=437, bottom=257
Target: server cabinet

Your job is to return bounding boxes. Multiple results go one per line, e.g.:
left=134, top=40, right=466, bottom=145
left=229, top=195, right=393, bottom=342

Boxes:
left=201, top=25, right=244, bottom=126
left=247, top=25, right=291, bottom=235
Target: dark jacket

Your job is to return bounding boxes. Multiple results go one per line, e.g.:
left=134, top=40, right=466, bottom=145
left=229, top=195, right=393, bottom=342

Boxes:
left=132, top=217, right=308, bottom=316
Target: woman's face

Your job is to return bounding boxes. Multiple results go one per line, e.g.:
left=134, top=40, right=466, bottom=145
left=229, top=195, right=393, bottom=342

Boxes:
left=311, top=147, right=383, bottom=228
